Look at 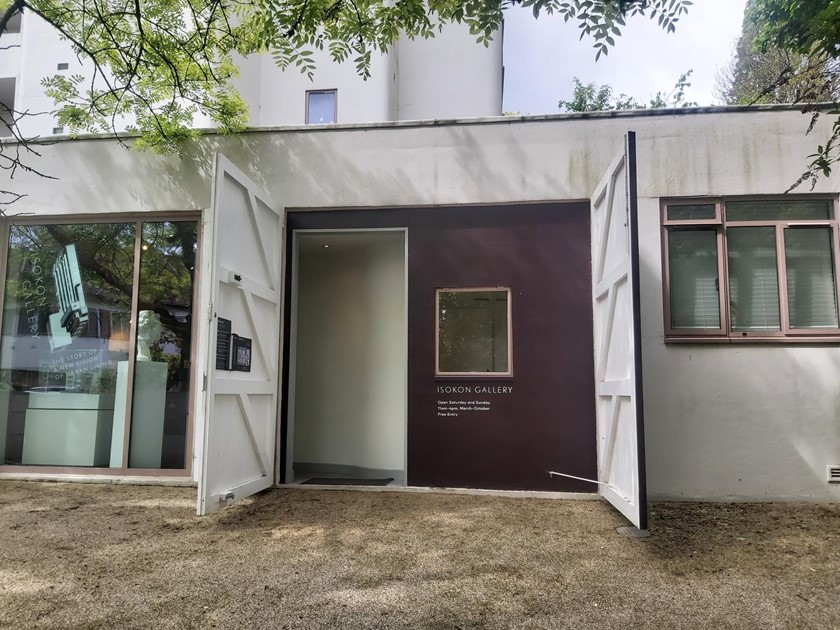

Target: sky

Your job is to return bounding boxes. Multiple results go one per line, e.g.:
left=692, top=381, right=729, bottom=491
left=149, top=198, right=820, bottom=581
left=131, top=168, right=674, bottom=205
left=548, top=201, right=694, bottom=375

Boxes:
left=502, top=0, right=749, bottom=114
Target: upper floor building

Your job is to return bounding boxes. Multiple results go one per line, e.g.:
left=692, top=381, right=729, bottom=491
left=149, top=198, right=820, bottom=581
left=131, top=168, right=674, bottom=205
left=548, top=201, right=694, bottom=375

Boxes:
left=0, top=12, right=503, bottom=138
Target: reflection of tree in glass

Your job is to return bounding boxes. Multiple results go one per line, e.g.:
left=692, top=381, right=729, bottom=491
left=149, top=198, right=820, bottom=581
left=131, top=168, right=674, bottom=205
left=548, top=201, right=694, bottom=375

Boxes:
left=31, top=222, right=196, bottom=345
left=9, top=223, right=135, bottom=312
left=138, top=222, right=197, bottom=394
left=2, top=222, right=197, bottom=390
left=1, top=224, right=136, bottom=393
left=439, top=291, right=509, bottom=373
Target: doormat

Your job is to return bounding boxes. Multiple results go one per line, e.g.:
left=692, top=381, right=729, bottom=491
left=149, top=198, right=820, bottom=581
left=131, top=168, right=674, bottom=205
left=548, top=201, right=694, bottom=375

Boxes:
left=302, top=477, right=394, bottom=486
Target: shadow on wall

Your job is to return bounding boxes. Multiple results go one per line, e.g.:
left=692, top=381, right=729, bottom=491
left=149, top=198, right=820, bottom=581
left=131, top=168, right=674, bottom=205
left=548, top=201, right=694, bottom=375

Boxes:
left=97, top=122, right=590, bottom=214
left=6, top=116, right=620, bottom=224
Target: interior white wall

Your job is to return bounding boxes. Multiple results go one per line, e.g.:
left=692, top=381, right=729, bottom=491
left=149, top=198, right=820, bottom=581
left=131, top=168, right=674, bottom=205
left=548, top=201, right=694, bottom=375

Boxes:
left=292, top=233, right=406, bottom=474
left=4, top=107, right=840, bottom=501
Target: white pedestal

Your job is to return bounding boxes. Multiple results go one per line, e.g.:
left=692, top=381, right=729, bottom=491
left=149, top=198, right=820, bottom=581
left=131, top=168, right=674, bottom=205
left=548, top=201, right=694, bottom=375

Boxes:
left=0, top=389, right=8, bottom=463
left=21, top=392, right=115, bottom=466
left=110, top=360, right=167, bottom=468
left=110, top=362, right=130, bottom=467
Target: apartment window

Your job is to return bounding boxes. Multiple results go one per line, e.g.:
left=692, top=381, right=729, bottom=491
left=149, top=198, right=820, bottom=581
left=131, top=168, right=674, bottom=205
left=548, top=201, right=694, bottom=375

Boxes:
left=305, top=90, right=337, bottom=124
left=57, top=63, right=69, bottom=70
left=52, top=126, right=64, bottom=135
left=662, top=198, right=840, bottom=341
left=436, top=288, right=512, bottom=375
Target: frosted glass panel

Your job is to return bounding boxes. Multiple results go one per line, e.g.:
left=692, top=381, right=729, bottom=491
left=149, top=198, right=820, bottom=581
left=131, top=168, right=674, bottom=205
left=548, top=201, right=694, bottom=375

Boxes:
left=667, top=204, right=716, bottom=221
left=728, top=227, right=781, bottom=332
left=785, top=227, right=839, bottom=329
left=668, top=230, right=720, bottom=329
left=727, top=200, right=832, bottom=221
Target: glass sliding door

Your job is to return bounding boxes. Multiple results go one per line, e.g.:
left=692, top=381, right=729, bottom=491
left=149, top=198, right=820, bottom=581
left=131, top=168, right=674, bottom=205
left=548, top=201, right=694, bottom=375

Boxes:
left=127, top=221, right=197, bottom=469
left=0, top=217, right=198, bottom=472
left=0, top=223, right=136, bottom=467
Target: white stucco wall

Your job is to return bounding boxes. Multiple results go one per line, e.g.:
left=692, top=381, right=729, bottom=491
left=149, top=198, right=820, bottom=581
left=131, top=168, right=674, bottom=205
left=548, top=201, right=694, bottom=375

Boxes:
left=2, top=106, right=839, bottom=501
left=255, top=50, right=398, bottom=126
left=396, top=22, right=503, bottom=120
left=292, top=233, right=406, bottom=474
left=15, top=14, right=79, bottom=138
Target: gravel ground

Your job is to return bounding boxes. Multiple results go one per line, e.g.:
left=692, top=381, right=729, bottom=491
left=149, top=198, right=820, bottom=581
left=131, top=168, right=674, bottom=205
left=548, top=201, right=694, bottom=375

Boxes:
left=0, top=481, right=838, bottom=630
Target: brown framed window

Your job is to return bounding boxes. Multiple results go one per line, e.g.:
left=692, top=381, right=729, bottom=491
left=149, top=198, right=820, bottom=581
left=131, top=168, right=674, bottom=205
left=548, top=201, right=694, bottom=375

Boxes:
left=662, top=198, right=840, bottom=341
left=436, top=288, right=512, bottom=376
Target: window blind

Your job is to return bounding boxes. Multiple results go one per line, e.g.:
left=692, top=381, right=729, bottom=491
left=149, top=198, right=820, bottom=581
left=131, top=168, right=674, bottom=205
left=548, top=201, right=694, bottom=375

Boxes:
left=785, top=227, right=839, bottom=329
left=668, top=230, right=720, bottom=329
left=728, top=227, right=781, bottom=332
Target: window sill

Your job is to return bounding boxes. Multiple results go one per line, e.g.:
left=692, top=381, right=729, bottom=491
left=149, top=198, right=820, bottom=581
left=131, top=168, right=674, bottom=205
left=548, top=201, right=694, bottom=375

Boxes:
left=435, top=375, right=515, bottom=381
left=665, top=336, right=840, bottom=345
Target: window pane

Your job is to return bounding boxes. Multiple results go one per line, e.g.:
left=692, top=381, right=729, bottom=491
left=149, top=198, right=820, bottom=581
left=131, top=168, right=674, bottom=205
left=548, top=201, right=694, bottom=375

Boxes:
left=668, top=229, right=720, bottom=329
left=785, top=227, right=839, bottom=329
left=0, top=224, right=135, bottom=467
left=727, top=227, right=781, bottom=332
left=438, top=290, right=509, bottom=374
left=726, top=200, right=832, bottom=221
left=667, top=204, right=716, bottom=221
left=127, top=222, right=197, bottom=469
left=307, top=91, right=336, bottom=124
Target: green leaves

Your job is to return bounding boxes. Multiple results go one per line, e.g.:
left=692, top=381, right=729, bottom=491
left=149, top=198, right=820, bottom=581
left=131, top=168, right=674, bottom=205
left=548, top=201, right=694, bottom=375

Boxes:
left=724, top=0, right=840, bottom=186
left=532, top=0, right=690, bottom=60
left=25, top=0, right=250, bottom=150
left=3, top=0, right=692, bottom=154
left=749, top=0, right=840, bottom=59
left=558, top=69, right=696, bottom=112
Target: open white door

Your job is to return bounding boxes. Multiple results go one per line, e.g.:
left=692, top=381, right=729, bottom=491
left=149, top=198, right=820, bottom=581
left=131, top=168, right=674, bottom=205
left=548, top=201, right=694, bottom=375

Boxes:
left=197, top=154, right=284, bottom=516
left=591, top=132, right=648, bottom=530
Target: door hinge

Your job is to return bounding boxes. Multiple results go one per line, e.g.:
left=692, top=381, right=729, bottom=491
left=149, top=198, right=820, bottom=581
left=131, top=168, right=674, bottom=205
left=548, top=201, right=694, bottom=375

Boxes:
left=202, top=373, right=207, bottom=392
left=208, top=302, right=214, bottom=322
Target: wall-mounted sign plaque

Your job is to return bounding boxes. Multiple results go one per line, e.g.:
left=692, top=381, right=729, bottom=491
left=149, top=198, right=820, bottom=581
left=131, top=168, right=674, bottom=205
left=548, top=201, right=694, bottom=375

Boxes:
left=216, top=317, right=232, bottom=370
left=231, top=335, right=252, bottom=372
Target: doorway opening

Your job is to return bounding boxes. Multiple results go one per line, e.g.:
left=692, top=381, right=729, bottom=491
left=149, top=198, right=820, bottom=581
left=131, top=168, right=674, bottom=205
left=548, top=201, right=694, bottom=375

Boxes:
left=287, top=230, right=407, bottom=486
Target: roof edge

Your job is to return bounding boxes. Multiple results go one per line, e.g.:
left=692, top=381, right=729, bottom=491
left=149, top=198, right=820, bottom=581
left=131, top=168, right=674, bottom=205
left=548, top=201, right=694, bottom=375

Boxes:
left=3, top=102, right=838, bottom=146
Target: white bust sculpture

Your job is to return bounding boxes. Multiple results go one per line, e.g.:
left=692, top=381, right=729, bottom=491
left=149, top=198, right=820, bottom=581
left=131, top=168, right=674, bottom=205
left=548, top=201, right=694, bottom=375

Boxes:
left=137, top=310, right=162, bottom=361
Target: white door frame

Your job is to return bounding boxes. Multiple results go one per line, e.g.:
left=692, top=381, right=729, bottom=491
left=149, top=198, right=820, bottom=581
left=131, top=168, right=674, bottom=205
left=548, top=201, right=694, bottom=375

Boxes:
left=283, top=227, right=409, bottom=486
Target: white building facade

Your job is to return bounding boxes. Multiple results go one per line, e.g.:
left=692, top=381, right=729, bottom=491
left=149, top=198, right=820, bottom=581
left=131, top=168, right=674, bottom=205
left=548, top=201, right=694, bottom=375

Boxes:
left=0, top=13, right=503, bottom=138
left=0, top=107, right=838, bottom=527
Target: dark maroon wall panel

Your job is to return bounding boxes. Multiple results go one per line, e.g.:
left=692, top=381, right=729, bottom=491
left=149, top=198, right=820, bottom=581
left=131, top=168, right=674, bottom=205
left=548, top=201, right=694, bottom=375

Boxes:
left=285, top=203, right=597, bottom=492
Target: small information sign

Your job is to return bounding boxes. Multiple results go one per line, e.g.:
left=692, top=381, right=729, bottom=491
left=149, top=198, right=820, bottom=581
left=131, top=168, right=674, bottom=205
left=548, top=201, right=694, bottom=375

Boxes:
left=216, top=318, right=232, bottom=370
left=231, top=335, right=252, bottom=372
